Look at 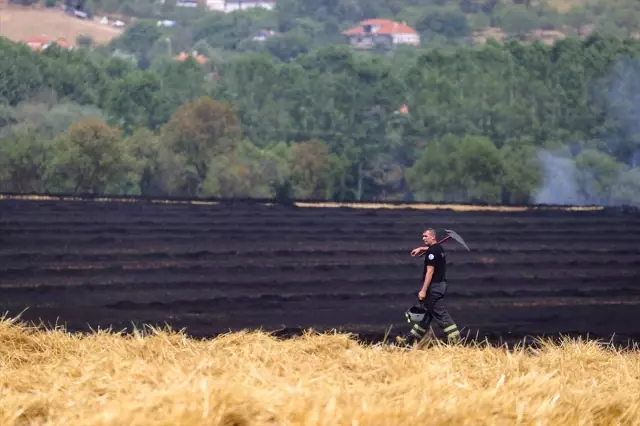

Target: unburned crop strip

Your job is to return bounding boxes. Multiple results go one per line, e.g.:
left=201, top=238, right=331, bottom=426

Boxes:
left=0, top=317, right=638, bottom=426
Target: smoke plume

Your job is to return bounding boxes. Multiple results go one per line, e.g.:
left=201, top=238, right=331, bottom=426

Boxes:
left=533, top=58, right=640, bottom=207
left=533, top=150, right=588, bottom=205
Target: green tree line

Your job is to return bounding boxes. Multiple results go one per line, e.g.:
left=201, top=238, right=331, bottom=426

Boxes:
left=1, top=34, right=640, bottom=205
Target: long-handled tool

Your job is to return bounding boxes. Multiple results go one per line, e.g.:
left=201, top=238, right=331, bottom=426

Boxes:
left=438, top=229, right=471, bottom=251
left=411, top=228, right=470, bottom=257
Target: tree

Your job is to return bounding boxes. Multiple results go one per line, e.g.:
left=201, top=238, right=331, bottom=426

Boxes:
left=0, top=39, right=45, bottom=106
left=159, top=96, right=241, bottom=196
left=452, top=135, right=505, bottom=203
left=415, top=7, right=471, bottom=39
left=48, top=118, right=134, bottom=194
left=124, top=127, right=164, bottom=196
left=499, top=140, right=542, bottom=204
left=405, top=134, right=505, bottom=203
left=574, top=149, right=626, bottom=204
left=76, top=35, right=94, bottom=49
left=0, top=128, right=52, bottom=193
left=201, top=140, right=291, bottom=199
left=405, top=136, right=455, bottom=202
left=110, top=20, right=163, bottom=69
left=104, top=70, right=164, bottom=134
left=289, top=139, right=332, bottom=199
left=499, top=5, right=539, bottom=40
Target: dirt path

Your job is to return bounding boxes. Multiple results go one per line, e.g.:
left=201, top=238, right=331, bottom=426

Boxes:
left=0, top=5, right=123, bottom=45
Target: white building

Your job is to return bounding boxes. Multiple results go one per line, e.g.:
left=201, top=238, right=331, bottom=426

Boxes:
left=204, top=0, right=276, bottom=12
left=225, top=1, right=275, bottom=11
left=343, top=19, right=421, bottom=50
left=206, top=0, right=225, bottom=11
left=176, top=0, right=199, bottom=7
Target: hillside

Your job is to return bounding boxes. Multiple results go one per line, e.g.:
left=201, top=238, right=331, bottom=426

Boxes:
left=0, top=4, right=123, bottom=47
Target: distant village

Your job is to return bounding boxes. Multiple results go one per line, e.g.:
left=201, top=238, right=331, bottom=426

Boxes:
left=21, top=0, right=429, bottom=63
left=20, top=0, right=604, bottom=62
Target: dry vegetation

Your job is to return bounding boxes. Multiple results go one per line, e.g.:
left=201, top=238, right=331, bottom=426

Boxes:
left=293, top=201, right=605, bottom=211
left=0, top=194, right=606, bottom=211
left=0, top=5, right=123, bottom=46
left=0, top=315, right=638, bottom=426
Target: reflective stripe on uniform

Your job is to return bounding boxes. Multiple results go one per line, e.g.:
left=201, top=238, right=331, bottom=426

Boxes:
left=413, top=324, right=427, bottom=333
left=410, top=328, right=423, bottom=338
left=443, top=324, right=457, bottom=333
left=444, top=324, right=461, bottom=343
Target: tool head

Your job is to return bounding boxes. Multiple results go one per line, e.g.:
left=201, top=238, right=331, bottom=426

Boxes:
left=444, top=229, right=470, bottom=251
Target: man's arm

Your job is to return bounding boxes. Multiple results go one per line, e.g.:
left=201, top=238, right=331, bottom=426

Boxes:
left=419, top=265, right=434, bottom=300
left=411, top=246, right=429, bottom=257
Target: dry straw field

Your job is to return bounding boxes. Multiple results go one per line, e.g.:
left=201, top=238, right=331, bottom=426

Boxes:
left=0, top=315, right=639, bottom=426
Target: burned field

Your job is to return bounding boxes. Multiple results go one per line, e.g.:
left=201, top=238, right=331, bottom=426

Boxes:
left=1, top=196, right=640, bottom=347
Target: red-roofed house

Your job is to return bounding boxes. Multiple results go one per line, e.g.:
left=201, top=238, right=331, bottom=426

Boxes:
left=174, top=51, right=208, bottom=65
left=25, top=35, right=74, bottom=51
left=343, top=19, right=420, bottom=50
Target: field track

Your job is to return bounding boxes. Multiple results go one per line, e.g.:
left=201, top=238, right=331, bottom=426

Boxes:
left=1, top=194, right=640, bottom=347
left=0, top=5, right=124, bottom=46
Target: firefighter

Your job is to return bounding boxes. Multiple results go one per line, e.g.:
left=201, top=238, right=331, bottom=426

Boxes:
left=396, top=228, right=461, bottom=346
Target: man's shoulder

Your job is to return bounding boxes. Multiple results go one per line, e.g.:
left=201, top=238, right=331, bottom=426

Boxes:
left=428, top=243, right=444, bottom=253
left=425, top=244, right=445, bottom=260
left=425, top=244, right=440, bottom=260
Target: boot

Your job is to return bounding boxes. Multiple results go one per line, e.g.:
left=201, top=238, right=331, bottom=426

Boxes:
left=395, top=322, right=429, bottom=346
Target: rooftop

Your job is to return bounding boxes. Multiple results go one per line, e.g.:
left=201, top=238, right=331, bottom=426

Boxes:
left=174, top=51, right=208, bottom=64
left=343, top=19, right=418, bottom=36
left=24, top=35, right=73, bottom=51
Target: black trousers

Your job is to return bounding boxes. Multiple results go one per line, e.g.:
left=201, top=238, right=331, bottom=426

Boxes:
left=407, top=281, right=461, bottom=343
left=421, top=281, right=456, bottom=331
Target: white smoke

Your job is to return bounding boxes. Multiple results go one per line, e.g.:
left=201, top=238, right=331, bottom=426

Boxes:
left=532, top=58, right=640, bottom=207
left=533, top=148, right=640, bottom=207
left=533, top=150, right=589, bottom=205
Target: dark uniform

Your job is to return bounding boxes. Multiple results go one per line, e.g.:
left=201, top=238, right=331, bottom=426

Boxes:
left=400, top=243, right=461, bottom=345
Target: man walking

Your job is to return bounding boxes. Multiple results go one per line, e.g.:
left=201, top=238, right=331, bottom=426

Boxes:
left=396, top=228, right=461, bottom=346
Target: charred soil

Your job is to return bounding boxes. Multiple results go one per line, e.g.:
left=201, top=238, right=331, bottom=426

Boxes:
left=1, top=196, right=639, bottom=348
